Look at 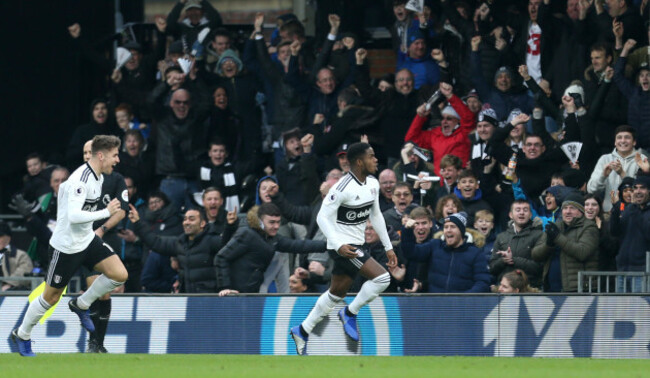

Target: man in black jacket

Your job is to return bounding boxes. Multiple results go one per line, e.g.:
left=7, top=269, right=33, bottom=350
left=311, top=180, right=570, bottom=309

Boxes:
left=149, top=76, right=210, bottom=211
left=215, top=203, right=326, bottom=295
left=129, top=206, right=236, bottom=293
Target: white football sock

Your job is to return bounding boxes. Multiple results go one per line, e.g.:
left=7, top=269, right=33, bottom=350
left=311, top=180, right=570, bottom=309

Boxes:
left=18, top=294, right=52, bottom=340
left=77, top=274, right=123, bottom=310
left=348, top=272, right=390, bottom=315
left=301, top=291, right=343, bottom=334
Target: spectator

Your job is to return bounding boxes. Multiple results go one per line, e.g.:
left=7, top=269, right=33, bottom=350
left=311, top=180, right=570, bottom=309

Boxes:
left=204, top=28, right=235, bottom=74
left=0, top=221, right=33, bottom=291
left=275, top=129, right=311, bottom=206
left=378, top=169, right=398, bottom=212
left=390, top=0, right=413, bottom=54
left=453, top=169, right=493, bottom=225
left=393, top=142, right=436, bottom=207
left=396, top=29, right=440, bottom=90
left=583, top=193, right=618, bottom=283
left=351, top=221, right=404, bottom=293
left=196, top=140, right=241, bottom=212
left=497, top=269, right=539, bottom=293
left=165, top=0, right=223, bottom=46
left=434, top=194, right=464, bottom=230
left=614, top=40, right=650, bottom=149
left=532, top=193, right=599, bottom=292
left=199, top=187, right=229, bottom=235
left=474, top=209, right=496, bottom=263
left=130, top=206, right=235, bottom=293
left=22, top=153, right=53, bottom=202
left=289, top=273, right=310, bottom=293
left=582, top=43, right=628, bottom=150
left=405, top=82, right=475, bottom=175
left=66, top=98, right=120, bottom=168
left=437, top=154, right=462, bottom=199
left=587, top=125, right=645, bottom=212
left=207, top=86, right=242, bottom=161
left=470, top=36, right=534, bottom=120
left=114, top=129, right=154, bottom=197
left=148, top=79, right=210, bottom=210
left=114, top=103, right=150, bottom=145
left=469, top=108, right=499, bottom=174
left=489, top=200, right=545, bottom=289
left=383, top=182, right=417, bottom=231
left=215, top=203, right=326, bottom=295
left=401, top=212, right=491, bottom=293
left=610, top=175, right=650, bottom=292
left=138, top=192, right=184, bottom=293
left=355, top=49, right=419, bottom=164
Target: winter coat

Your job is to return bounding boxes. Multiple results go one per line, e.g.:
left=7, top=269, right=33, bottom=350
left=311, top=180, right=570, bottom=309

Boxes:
left=489, top=218, right=545, bottom=288
left=396, top=55, right=440, bottom=90
left=312, top=105, right=380, bottom=158
left=614, top=57, right=650, bottom=149
left=148, top=81, right=210, bottom=177
left=401, top=226, right=491, bottom=293
left=587, top=148, right=644, bottom=212
left=532, top=216, right=599, bottom=292
left=610, top=201, right=650, bottom=271
left=165, top=0, right=222, bottom=45
left=215, top=206, right=326, bottom=293
left=470, top=51, right=534, bottom=121
left=583, top=67, right=628, bottom=148
left=0, top=245, right=33, bottom=289
left=133, top=219, right=232, bottom=293
left=404, top=95, right=475, bottom=175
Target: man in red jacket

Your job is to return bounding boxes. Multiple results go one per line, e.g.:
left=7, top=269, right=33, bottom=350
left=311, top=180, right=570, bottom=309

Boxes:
left=404, top=82, right=476, bottom=175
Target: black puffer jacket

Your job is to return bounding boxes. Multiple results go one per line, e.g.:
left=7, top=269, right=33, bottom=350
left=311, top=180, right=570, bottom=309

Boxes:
left=133, top=219, right=235, bottom=293
left=215, top=206, right=326, bottom=293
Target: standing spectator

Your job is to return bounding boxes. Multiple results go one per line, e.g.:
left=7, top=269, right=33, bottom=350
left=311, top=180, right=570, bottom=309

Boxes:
left=587, top=126, right=645, bottom=212
left=614, top=40, right=650, bottom=149
left=405, top=82, right=475, bottom=175
left=396, top=30, right=440, bottom=90
left=114, top=129, right=154, bottom=198
left=196, top=140, right=241, bottom=212
left=148, top=78, right=210, bottom=210
left=204, top=28, right=235, bottom=74
left=470, top=36, right=534, bottom=121
left=390, top=0, right=413, bottom=54
left=22, top=153, right=53, bottom=202
left=215, top=203, right=326, bottom=294
left=453, top=169, right=492, bottom=225
left=532, top=193, right=599, bottom=292
left=401, top=212, right=491, bottom=293
left=165, top=0, right=223, bottom=46
left=610, top=176, right=650, bottom=292
left=489, top=200, right=545, bottom=289
left=66, top=99, right=120, bottom=168
left=207, top=86, right=242, bottom=161
left=130, top=206, right=234, bottom=293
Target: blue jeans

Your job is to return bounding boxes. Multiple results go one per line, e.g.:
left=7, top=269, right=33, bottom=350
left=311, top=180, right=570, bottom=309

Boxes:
left=159, top=177, right=199, bottom=211
left=616, top=275, right=644, bottom=293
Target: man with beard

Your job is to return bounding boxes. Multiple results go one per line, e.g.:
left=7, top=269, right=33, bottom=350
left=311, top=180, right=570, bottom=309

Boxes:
left=200, top=187, right=229, bottom=235
left=355, top=49, right=419, bottom=165
left=66, top=99, right=120, bottom=169
left=404, top=82, right=475, bottom=175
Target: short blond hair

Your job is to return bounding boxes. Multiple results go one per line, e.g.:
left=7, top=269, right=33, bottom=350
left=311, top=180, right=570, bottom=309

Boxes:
left=474, top=209, right=494, bottom=223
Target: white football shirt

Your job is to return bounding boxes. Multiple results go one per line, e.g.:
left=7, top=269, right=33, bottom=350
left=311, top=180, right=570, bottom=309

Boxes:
left=49, top=162, right=111, bottom=254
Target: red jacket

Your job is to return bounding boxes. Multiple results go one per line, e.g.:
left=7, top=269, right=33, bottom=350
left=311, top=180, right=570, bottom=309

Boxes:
left=404, top=95, right=475, bottom=175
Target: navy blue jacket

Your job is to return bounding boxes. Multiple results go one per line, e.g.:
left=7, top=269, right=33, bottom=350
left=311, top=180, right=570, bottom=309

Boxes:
left=401, top=226, right=491, bottom=293
left=610, top=201, right=650, bottom=271
left=614, top=57, right=650, bottom=149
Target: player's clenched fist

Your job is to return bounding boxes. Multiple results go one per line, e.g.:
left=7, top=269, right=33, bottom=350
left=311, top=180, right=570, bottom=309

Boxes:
left=107, top=198, right=121, bottom=215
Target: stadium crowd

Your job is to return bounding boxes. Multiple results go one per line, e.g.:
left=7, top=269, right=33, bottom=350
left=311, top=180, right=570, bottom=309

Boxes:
left=4, top=0, right=650, bottom=296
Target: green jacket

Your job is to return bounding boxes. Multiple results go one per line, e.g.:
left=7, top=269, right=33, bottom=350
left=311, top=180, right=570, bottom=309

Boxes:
left=489, top=218, right=546, bottom=288
left=532, top=216, right=599, bottom=292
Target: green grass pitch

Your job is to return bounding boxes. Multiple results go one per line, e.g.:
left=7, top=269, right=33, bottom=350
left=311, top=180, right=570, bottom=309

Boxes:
left=2, top=355, right=650, bottom=377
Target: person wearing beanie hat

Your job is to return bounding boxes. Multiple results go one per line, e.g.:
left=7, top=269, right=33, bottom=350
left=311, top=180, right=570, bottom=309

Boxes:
left=611, top=171, right=650, bottom=292
left=587, top=125, right=646, bottom=212
left=561, top=169, right=587, bottom=191
left=462, top=89, right=482, bottom=115
left=397, top=28, right=440, bottom=90
left=217, top=49, right=244, bottom=78
left=400, top=210, right=491, bottom=293
left=469, top=107, right=498, bottom=174
left=617, top=176, right=635, bottom=204
left=405, top=82, right=474, bottom=176
left=470, top=38, right=534, bottom=120
left=532, top=191, right=598, bottom=292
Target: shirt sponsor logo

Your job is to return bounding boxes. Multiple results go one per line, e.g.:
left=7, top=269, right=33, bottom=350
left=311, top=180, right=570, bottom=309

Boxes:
left=346, top=208, right=371, bottom=221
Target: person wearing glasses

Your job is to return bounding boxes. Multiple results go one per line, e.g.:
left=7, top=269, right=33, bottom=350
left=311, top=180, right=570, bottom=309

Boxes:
left=404, top=81, right=476, bottom=176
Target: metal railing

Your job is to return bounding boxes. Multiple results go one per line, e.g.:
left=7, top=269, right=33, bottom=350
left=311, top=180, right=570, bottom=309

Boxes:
left=578, top=252, right=650, bottom=293
left=2, top=276, right=82, bottom=293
